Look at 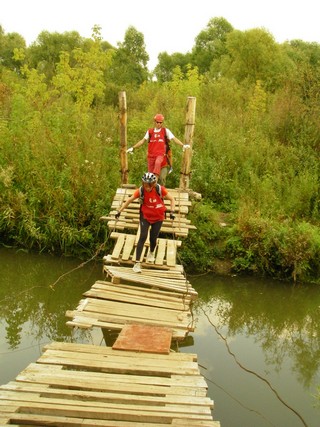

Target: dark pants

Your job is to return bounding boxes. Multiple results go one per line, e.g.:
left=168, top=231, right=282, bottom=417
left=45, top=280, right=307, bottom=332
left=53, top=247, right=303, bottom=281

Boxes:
left=136, top=211, right=163, bottom=261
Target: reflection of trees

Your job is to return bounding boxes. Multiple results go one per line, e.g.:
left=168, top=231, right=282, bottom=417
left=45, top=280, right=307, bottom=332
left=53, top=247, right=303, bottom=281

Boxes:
left=0, top=249, right=103, bottom=349
left=192, top=275, right=320, bottom=388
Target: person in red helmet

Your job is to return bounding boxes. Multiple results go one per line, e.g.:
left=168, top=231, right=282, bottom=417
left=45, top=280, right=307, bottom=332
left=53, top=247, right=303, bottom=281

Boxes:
left=126, top=114, right=190, bottom=180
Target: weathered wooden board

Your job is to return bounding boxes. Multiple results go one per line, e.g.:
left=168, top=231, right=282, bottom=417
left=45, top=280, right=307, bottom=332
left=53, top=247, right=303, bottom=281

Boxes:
left=0, top=342, right=219, bottom=426
left=108, top=233, right=182, bottom=266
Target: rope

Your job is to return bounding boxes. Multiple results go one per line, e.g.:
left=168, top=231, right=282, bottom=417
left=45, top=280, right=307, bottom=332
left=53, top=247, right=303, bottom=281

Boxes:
left=200, top=306, right=309, bottom=427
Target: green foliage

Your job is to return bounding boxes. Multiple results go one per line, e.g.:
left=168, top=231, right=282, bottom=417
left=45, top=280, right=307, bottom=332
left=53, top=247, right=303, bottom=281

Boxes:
left=26, top=30, right=84, bottom=81
left=0, top=27, right=26, bottom=70
left=191, top=17, right=234, bottom=74
left=226, top=213, right=320, bottom=283
left=106, top=26, right=149, bottom=87
left=0, top=18, right=320, bottom=284
left=154, top=52, right=192, bottom=82
left=180, top=202, right=231, bottom=271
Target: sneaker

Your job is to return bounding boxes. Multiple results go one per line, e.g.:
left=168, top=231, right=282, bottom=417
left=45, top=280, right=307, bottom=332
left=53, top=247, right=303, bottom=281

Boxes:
left=133, top=262, right=142, bottom=273
left=146, top=251, right=155, bottom=263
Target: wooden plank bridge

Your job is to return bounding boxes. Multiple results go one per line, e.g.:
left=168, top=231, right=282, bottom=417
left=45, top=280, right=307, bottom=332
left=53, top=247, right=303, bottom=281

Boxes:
left=0, top=185, right=220, bottom=426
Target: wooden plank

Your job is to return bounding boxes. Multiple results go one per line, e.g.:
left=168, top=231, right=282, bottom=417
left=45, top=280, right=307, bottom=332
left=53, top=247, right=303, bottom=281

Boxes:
left=75, top=299, right=193, bottom=329
left=111, top=233, right=125, bottom=259
left=110, top=232, right=182, bottom=247
left=121, top=234, right=136, bottom=260
left=167, top=239, right=177, bottom=266
left=0, top=398, right=213, bottom=423
left=38, top=341, right=200, bottom=361
left=93, top=280, right=191, bottom=299
left=105, top=220, right=191, bottom=237
left=104, top=267, right=197, bottom=297
left=36, top=350, right=200, bottom=377
left=7, top=413, right=219, bottom=427
left=103, top=255, right=185, bottom=273
left=2, top=381, right=213, bottom=407
left=66, top=309, right=193, bottom=337
left=112, top=324, right=173, bottom=354
left=84, top=288, right=190, bottom=311
left=15, top=371, right=208, bottom=398
left=155, top=238, right=166, bottom=265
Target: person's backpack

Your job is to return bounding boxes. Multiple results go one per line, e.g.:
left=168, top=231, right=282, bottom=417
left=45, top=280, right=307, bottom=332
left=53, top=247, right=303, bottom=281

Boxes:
left=139, top=183, right=162, bottom=204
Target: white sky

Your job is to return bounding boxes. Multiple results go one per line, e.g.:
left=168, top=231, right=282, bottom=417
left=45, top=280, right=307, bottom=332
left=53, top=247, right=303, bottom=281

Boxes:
left=2, top=0, right=320, bottom=69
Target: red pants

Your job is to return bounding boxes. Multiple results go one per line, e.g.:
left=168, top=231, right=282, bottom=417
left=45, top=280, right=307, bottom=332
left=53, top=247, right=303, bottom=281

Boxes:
left=148, top=155, right=164, bottom=176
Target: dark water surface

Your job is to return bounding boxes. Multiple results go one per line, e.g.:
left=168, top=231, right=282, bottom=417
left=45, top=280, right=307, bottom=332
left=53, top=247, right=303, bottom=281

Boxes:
left=1, top=247, right=320, bottom=427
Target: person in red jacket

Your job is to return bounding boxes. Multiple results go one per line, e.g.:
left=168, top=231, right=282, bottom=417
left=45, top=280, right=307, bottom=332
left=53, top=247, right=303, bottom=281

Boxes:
left=126, top=114, right=189, bottom=179
left=115, top=172, right=176, bottom=273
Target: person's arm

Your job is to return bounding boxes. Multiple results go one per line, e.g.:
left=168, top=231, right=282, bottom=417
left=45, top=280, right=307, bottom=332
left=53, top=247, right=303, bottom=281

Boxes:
left=166, top=129, right=190, bottom=150
left=132, top=138, right=147, bottom=150
left=115, top=193, right=138, bottom=218
left=127, top=134, right=148, bottom=153
left=171, top=136, right=184, bottom=147
left=164, top=191, right=175, bottom=213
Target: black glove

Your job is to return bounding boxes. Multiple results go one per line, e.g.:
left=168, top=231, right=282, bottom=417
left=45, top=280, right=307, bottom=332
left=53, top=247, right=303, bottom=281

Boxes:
left=115, top=211, right=120, bottom=219
left=169, top=212, right=175, bottom=220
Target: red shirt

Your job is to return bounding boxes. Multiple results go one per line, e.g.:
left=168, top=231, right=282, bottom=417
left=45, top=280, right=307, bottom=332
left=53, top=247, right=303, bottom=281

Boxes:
left=133, top=185, right=168, bottom=223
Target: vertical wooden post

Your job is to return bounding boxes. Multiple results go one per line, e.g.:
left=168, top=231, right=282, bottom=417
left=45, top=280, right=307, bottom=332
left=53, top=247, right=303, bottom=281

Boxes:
left=180, top=97, right=196, bottom=190
left=119, top=91, right=128, bottom=185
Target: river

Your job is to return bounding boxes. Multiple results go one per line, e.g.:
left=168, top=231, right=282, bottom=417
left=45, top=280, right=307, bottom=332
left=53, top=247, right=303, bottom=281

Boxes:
left=1, top=247, right=319, bottom=427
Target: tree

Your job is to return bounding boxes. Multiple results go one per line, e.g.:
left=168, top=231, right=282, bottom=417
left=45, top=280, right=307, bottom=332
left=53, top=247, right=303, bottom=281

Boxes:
left=191, top=17, right=233, bottom=74
left=0, top=26, right=26, bottom=70
left=26, top=30, right=84, bottom=80
left=214, top=28, right=293, bottom=91
left=52, top=26, right=111, bottom=109
left=106, top=26, right=149, bottom=87
left=154, top=51, right=192, bottom=82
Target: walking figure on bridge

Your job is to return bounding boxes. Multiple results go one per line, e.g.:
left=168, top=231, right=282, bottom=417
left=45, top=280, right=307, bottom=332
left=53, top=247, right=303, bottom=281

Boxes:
left=126, top=114, right=190, bottom=181
left=115, top=172, right=175, bottom=273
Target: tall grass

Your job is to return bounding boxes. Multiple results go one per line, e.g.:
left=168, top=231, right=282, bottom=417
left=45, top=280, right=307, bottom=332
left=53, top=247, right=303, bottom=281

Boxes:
left=0, top=65, right=319, bottom=282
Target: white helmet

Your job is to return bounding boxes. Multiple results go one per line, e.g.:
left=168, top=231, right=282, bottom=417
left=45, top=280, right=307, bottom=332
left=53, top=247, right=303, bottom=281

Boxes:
left=142, top=172, right=157, bottom=183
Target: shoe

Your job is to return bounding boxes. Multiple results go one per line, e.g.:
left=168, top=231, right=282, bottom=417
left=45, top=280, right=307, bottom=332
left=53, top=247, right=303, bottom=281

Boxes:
left=146, top=252, right=155, bottom=263
left=133, top=262, right=141, bottom=273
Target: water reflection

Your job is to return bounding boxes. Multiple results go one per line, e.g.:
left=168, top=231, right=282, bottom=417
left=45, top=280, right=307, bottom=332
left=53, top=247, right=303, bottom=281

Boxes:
left=0, top=247, right=104, bottom=386
left=189, top=274, right=320, bottom=427
left=1, top=248, right=104, bottom=349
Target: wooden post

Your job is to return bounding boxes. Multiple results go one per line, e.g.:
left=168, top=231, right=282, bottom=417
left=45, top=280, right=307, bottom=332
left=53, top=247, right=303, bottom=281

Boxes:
left=119, top=91, right=128, bottom=185
left=180, top=97, right=196, bottom=189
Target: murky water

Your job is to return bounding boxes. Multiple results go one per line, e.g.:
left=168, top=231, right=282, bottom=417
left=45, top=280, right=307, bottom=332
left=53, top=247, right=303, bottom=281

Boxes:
left=1, top=247, right=319, bottom=427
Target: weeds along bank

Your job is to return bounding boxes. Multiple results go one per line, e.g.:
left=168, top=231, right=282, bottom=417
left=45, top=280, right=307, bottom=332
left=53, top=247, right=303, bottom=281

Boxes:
left=0, top=61, right=319, bottom=284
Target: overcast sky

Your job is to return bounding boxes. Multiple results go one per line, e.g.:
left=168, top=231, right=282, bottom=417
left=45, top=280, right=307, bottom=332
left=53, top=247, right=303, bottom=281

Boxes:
left=2, top=0, right=319, bottom=69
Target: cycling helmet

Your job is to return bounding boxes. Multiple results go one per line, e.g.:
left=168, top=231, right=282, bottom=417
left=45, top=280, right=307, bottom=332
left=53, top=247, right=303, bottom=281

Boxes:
left=142, top=172, right=157, bottom=184
left=154, top=113, right=164, bottom=122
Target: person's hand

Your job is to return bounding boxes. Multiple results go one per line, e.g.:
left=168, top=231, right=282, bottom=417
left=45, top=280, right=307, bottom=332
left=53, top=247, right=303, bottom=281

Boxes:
left=115, top=211, right=121, bottom=219
left=183, top=144, right=190, bottom=151
left=169, top=212, right=175, bottom=220
left=126, top=147, right=134, bottom=154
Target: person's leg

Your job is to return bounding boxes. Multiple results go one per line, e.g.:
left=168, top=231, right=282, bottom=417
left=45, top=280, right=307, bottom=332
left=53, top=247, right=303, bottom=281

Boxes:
left=147, top=156, right=156, bottom=173
left=136, top=212, right=151, bottom=261
left=159, top=166, right=168, bottom=185
left=149, top=220, right=163, bottom=252
left=153, top=155, right=164, bottom=177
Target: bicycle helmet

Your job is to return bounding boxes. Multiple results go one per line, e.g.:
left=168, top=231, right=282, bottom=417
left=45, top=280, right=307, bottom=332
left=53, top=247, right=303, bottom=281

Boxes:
left=142, top=172, right=157, bottom=184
